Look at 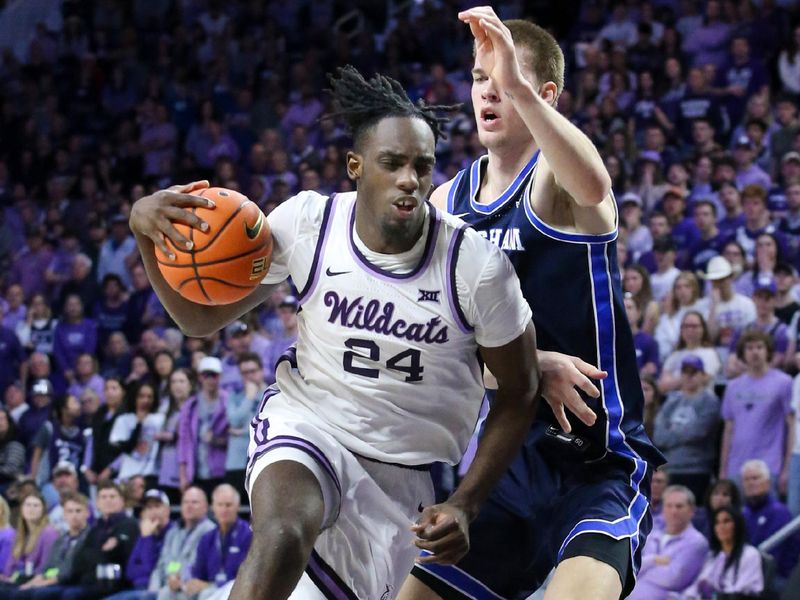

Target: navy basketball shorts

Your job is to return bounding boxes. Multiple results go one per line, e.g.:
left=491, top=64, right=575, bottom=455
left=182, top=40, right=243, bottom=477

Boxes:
left=410, top=423, right=653, bottom=599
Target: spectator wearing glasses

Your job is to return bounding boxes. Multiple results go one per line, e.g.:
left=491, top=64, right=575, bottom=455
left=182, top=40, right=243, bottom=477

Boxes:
left=225, top=353, right=267, bottom=504
left=178, top=357, right=228, bottom=499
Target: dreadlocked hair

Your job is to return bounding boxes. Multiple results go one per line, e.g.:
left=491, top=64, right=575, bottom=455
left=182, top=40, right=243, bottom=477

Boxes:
left=326, top=65, right=459, bottom=148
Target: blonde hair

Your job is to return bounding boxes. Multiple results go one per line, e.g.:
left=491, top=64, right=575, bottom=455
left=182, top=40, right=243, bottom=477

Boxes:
left=12, top=492, right=50, bottom=559
left=0, top=496, right=10, bottom=528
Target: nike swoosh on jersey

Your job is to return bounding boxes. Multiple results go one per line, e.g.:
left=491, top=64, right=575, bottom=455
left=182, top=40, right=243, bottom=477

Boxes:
left=325, top=267, right=351, bottom=277
left=453, top=212, right=470, bottom=219
left=244, top=211, right=264, bottom=240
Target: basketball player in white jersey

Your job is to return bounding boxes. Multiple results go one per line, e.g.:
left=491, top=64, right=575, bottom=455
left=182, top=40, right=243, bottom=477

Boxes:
left=128, top=66, right=564, bottom=600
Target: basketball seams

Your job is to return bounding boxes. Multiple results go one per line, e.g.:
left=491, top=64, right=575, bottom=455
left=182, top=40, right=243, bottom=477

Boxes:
left=155, top=240, right=271, bottom=269
left=177, top=276, right=256, bottom=291
left=188, top=205, right=213, bottom=304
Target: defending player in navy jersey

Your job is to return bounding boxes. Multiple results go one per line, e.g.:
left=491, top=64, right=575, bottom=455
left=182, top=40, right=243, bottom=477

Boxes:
left=401, top=8, right=666, bottom=600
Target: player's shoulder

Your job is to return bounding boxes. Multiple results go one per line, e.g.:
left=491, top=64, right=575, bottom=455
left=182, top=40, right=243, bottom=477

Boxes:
left=431, top=177, right=457, bottom=211
left=280, top=190, right=354, bottom=224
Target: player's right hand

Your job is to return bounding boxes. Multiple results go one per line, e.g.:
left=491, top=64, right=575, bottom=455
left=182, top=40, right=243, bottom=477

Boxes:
left=411, top=503, right=470, bottom=565
left=129, top=180, right=214, bottom=260
left=538, top=350, right=603, bottom=432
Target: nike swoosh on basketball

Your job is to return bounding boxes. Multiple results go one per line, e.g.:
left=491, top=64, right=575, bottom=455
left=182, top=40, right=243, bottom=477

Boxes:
left=244, top=212, right=264, bottom=240
left=325, top=267, right=351, bottom=277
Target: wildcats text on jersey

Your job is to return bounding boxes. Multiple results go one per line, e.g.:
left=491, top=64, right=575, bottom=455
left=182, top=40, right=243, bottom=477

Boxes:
left=323, top=291, right=450, bottom=344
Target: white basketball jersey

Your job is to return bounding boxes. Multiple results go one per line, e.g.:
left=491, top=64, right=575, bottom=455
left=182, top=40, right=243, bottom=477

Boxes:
left=264, top=192, right=492, bottom=465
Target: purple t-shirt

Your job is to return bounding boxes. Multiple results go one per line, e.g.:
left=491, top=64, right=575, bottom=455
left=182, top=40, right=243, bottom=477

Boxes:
left=722, top=368, right=793, bottom=478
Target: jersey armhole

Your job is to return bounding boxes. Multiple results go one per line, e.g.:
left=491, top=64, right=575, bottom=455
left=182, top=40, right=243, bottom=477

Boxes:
left=297, top=194, right=338, bottom=303
left=524, top=170, right=619, bottom=245
left=445, top=226, right=475, bottom=334
left=445, top=170, right=466, bottom=214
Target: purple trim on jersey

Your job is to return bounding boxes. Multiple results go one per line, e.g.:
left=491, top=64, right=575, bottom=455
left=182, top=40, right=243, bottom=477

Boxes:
left=346, top=199, right=440, bottom=282
left=445, top=225, right=474, bottom=334
left=276, top=346, right=298, bottom=370
left=306, top=550, right=359, bottom=600
left=298, top=194, right=338, bottom=304
left=468, top=151, right=539, bottom=215
left=446, top=170, right=466, bottom=214
left=245, top=433, right=342, bottom=499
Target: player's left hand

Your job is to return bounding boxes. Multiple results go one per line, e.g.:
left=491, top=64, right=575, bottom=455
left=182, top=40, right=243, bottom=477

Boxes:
left=538, top=351, right=604, bottom=432
left=458, top=7, right=526, bottom=93
left=411, top=503, right=470, bottom=565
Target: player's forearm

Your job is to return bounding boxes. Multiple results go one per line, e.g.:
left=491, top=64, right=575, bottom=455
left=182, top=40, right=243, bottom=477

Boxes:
left=133, top=231, right=274, bottom=337
left=505, top=79, right=610, bottom=206
left=447, top=380, right=540, bottom=521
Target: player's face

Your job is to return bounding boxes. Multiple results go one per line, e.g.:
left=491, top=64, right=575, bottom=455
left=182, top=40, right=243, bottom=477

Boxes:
left=349, top=116, right=435, bottom=249
left=471, top=49, right=541, bottom=151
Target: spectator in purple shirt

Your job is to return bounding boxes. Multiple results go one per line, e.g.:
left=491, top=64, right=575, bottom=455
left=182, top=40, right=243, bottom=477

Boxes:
left=2, top=285, right=27, bottom=333
left=44, top=231, right=81, bottom=302
left=734, top=184, right=785, bottom=263
left=140, top=104, right=178, bottom=179
left=720, top=329, right=794, bottom=489
left=53, top=295, right=98, bottom=385
left=734, top=137, right=772, bottom=190
left=178, top=357, right=228, bottom=499
left=185, top=484, right=251, bottom=599
left=112, top=489, right=172, bottom=598
left=94, top=274, right=130, bottom=355
left=67, top=353, right=105, bottom=404
left=687, top=199, right=730, bottom=272
left=741, top=459, right=800, bottom=579
left=8, top=227, right=54, bottom=302
left=2, top=491, right=59, bottom=581
left=629, top=485, right=709, bottom=600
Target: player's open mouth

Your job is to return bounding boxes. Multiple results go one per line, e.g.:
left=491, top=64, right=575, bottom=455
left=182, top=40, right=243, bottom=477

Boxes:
left=393, top=197, right=418, bottom=215
left=480, top=108, right=500, bottom=123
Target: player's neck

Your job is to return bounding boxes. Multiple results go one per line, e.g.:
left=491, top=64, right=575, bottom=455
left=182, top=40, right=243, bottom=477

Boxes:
left=483, top=142, right=538, bottom=198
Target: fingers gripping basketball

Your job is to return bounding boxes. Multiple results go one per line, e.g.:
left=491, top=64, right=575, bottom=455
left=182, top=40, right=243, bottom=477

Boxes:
left=155, top=187, right=273, bottom=305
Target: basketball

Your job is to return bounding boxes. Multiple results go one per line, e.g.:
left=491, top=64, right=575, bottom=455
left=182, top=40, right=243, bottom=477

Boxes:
left=155, top=187, right=272, bottom=306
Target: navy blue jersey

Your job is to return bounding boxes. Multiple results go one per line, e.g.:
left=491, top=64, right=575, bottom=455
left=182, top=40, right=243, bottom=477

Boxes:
left=447, top=153, right=664, bottom=471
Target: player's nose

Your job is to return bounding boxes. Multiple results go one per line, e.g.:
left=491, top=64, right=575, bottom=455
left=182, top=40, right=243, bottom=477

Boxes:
left=396, top=167, right=419, bottom=193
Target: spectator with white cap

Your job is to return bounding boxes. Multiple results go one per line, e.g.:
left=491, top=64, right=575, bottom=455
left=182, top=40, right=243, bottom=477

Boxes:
left=653, top=354, right=721, bottom=501
left=45, top=462, right=83, bottom=533
left=17, top=380, right=55, bottom=458
left=177, top=357, right=228, bottom=499
left=696, top=255, right=756, bottom=356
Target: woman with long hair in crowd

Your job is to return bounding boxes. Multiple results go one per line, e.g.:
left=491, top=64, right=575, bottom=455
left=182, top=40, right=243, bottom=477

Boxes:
left=640, top=375, right=663, bottom=440
left=655, top=271, right=703, bottom=359
left=694, top=479, right=742, bottom=538
left=110, top=381, right=164, bottom=486
left=15, top=294, right=57, bottom=357
left=154, top=368, right=195, bottom=504
left=0, top=497, right=13, bottom=576
left=152, top=349, right=175, bottom=411
left=84, top=376, right=126, bottom=484
left=681, top=507, right=764, bottom=599
left=624, top=264, right=661, bottom=334
left=658, top=311, right=722, bottom=393
left=0, top=492, right=58, bottom=582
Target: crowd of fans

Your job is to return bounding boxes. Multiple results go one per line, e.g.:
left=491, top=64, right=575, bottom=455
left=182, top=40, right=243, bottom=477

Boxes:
left=0, top=0, right=799, bottom=598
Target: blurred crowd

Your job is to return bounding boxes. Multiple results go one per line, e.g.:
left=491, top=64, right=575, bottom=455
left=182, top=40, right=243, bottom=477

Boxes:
left=0, top=0, right=799, bottom=598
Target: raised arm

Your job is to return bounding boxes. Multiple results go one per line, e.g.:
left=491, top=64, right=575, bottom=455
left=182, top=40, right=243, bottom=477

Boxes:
left=459, top=7, right=611, bottom=208
left=412, top=322, right=540, bottom=564
left=129, top=180, right=280, bottom=338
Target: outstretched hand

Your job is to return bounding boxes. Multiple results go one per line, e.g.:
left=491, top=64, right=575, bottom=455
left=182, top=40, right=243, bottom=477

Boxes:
left=129, top=180, right=213, bottom=260
left=458, top=6, right=526, bottom=93
left=538, top=351, right=603, bottom=433
left=411, top=503, right=470, bottom=565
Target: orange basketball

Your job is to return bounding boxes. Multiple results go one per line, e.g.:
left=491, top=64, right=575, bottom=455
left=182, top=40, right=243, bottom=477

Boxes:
left=155, top=187, right=272, bottom=305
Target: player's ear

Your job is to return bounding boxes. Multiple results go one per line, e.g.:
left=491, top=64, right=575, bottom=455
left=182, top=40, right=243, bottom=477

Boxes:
left=539, top=82, right=558, bottom=107
left=346, top=151, right=363, bottom=181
